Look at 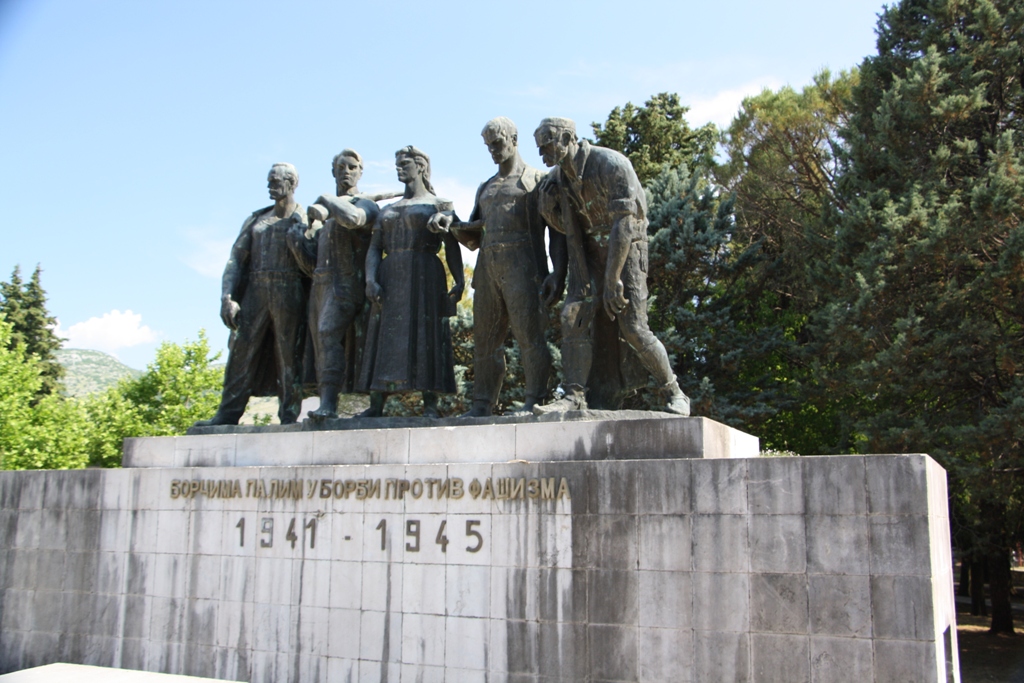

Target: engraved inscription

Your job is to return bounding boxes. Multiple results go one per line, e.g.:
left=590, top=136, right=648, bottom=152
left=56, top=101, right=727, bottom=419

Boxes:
left=171, top=475, right=571, bottom=504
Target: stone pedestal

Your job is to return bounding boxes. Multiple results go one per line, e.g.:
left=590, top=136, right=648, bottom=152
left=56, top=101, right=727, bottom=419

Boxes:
left=0, top=415, right=960, bottom=682
left=128, top=413, right=760, bottom=468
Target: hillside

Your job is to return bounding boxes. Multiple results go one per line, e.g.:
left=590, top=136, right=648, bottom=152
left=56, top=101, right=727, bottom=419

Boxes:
left=56, top=348, right=142, bottom=397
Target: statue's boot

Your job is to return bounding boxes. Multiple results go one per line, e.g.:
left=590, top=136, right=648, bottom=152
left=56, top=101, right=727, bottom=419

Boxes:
left=460, top=400, right=492, bottom=418
left=193, top=410, right=241, bottom=428
left=355, top=392, right=385, bottom=418
left=532, top=384, right=587, bottom=415
left=505, top=393, right=541, bottom=416
left=423, top=392, right=440, bottom=419
left=663, top=379, right=691, bottom=416
left=309, top=385, right=340, bottom=421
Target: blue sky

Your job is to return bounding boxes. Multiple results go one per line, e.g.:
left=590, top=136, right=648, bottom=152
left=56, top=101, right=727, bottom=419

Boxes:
left=1, top=0, right=886, bottom=369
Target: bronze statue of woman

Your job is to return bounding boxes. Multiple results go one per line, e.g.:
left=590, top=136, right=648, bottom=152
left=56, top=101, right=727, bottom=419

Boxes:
left=356, top=146, right=465, bottom=417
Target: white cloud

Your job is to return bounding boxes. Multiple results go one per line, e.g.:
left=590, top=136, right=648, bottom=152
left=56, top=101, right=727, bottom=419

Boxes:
left=59, top=310, right=159, bottom=354
left=686, top=78, right=786, bottom=129
left=182, top=228, right=235, bottom=279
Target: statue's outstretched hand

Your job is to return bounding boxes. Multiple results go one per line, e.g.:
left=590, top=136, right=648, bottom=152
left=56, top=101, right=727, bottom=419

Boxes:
left=307, top=204, right=329, bottom=225
left=427, top=212, right=454, bottom=234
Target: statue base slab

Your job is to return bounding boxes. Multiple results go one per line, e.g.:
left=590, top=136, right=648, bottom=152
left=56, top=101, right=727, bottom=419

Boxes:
left=130, top=413, right=759, bottom=468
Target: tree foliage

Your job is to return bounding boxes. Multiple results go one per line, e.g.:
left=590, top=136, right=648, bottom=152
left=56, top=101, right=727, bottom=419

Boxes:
left=0, top=328, right=224, bottom=470
left=591, top=92, right=718, bottom=184
left=714, top=70, right=864, bottom=453
left=823, top=0, right=1024, bottom=632
left=0, top=265, right=64, bottom=397
left=0, top=316, right=89, bottom=470
left=81, top=332, right=224, bottom=467
left=593, top=0, right=1023, bottom=633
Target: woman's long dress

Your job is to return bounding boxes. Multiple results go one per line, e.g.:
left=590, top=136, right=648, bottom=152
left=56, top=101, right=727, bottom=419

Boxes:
left=357, top=198, right=457, bottom=394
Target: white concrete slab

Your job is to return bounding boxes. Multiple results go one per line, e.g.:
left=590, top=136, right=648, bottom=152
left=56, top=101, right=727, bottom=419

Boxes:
left=0, top=663, right=230, bottom=682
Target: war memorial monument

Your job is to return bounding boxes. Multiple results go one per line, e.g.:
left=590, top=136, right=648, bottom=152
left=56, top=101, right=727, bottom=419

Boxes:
left=0, top=119, right=961, bottom=681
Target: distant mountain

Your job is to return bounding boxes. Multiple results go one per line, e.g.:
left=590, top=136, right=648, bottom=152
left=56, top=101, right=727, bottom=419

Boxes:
left=56, top=348, right=142, bottom=397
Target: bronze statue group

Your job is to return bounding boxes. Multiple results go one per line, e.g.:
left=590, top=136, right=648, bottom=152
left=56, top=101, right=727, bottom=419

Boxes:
left=195, top=117, right=691, bottom=427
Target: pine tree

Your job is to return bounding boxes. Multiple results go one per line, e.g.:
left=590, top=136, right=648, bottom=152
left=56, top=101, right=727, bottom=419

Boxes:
left=0, top=264, right=65, bottom=396
left=591, top=93, right=718, bottom=184
left=827, top=0, right=1024, bottom=633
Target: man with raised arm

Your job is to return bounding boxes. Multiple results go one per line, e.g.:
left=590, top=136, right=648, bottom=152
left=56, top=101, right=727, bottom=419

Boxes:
left=443, top=117, right=566, bottom=416
left=531, top=117, right=690, bottom=415
left=289, top=149, right=381, bottom=420
left=195, top=163, right=309, bottom=426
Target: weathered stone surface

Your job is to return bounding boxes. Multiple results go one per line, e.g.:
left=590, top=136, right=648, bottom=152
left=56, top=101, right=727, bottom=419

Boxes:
left=804, top=455, right=867, bottom=516
left=0, top=450, right=957, bottom=682
left=750, top=573, right=809, bottom=634
left=810, top=636, right=875, bottom=683
left=748, top=457, right=804, bottom=515
left=639, top=627, right=693, bottom=683
left=806, top=514, right=871, bottom=575
left=751, top=632, right=810, bottom=682
left=749, top=514, right=806, bottom=573
left=809, top=574, right=873, bottom=638
left=870, top=575, right=935, bottom=640
left=694, top=631, right=750, bottom=683
left=874, top=638, right=938, bottom=682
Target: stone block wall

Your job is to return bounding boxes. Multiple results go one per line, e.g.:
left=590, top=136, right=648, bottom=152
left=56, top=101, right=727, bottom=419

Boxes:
left=0, top=454, right=958, bottom=681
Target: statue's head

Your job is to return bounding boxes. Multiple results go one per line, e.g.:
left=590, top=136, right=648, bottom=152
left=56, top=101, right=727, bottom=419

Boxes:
left=268, top=162, right=298, bottom=200
left=481, top=117, right=518, bottom=165
left=534, top=117, right=577, bottom=168
left=333, top=149, right=363, bottom=192
left=395, top=145, right=434, bottom=193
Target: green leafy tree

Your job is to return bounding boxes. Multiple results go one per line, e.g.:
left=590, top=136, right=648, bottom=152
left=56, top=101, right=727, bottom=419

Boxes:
left=0, top=265, right=64, bottom=397
left=0, top=316, right=43, bottom=467
left=0, top=316, right=89, bottom=470
left=592, top=92, right=718, bottom=184
left=826, top=0, right=1024, bottom=633
left=83, top=332, right=224, bottom=467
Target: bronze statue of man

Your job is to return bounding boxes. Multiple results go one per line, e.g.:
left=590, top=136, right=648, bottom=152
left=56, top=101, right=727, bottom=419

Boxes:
left=445, top=117, right=566, bottom=416
left=532, top=117, right=690, bottom=415
left=195, top=163, right=309, bottom=426
left=289, top=150, right=380, bottom=420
